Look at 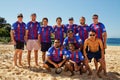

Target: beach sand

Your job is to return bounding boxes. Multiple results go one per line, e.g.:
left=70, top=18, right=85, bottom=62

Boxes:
left=0, top=44, right=120, bottom=80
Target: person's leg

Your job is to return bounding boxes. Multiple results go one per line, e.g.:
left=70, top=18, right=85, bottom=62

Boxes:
left=84, top=60, right=92, bottom=75
left=94, top=58, right=98, bottom=70
left=27, top=50, right=31, bottom=67
left=34, top=50, right=38, bottom=66
left=97, top=60, right=103, bottom=78
left=14, top=49, right=19, bottom=66
left=103, top=58, right=107, bottom=75
left=43, top=62, right=51, bottom=72
left=19, top=50, right=23, bottom=66
left=42, top=52, right=46, bottom=62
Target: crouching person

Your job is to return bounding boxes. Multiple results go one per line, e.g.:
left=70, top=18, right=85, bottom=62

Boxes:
left=64, top=43, right=85, bottom=76
left=43, top=39, right=67, bottom=74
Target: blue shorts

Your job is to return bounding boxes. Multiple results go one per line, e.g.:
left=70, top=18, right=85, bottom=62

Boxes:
left=87, top=51, right=101, bottom=62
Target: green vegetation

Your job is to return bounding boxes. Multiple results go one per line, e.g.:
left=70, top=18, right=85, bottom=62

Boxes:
left=0, top=17, right=11, bottom=43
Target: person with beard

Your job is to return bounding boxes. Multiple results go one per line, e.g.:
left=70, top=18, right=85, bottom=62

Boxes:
left=43, top=39, right=67, bottom=73
left=77, top=16, right=90, bottom=44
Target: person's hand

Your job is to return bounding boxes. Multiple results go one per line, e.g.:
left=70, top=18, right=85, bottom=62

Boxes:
left=74, top=63, right=78, bottom=71
left=85, top=57, right=89, bottom=64
left=58, top=62, right=63, bottom=67
left=11, top=40, right=16, bottom=45
left=53, top=63, right=59, bottom=68
left=104, top=44, right=107, bottom=49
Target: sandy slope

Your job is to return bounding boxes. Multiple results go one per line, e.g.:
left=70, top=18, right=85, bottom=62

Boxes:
left=0, top=44, right=120, bottom=80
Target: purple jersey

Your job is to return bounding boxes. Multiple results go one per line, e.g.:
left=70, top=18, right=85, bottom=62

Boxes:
left=38, top=25, right=54, bottom=43
left=53, top=25, right=67, bottom=44
left=67, top=50, right=84, bottom=63
left=11, top=21, right=26, bottom=42
left=66, top=24, right=78, bottom=34
left=26, top=21, right=41, bottom=39
left=46, top=46, right=67, bottom=62
left=90, top=22, right=106, bottom=41
left=77, top=25, right=90, bottom=44
left=63, top=35, right=82, bottom=49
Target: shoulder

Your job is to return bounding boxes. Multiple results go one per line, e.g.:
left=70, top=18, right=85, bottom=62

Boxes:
left=48, top=46, right=54, bottom=52
left=98, top=22, right=105, bottom=27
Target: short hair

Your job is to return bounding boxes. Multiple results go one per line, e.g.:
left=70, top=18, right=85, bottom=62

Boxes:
left=90, top=30, right=96, bottom=33
left=42, top=17, right=48, bottom=22
left=93, top=14, right=98, bottom=18
left=67, top=29, right=73, bottom=33
left=80, top=16, right=85, bottom=20
left=56, top=17, right=62, bottom=22
left=31, top=13, right=36, bottom=16
left=68, top=43, right=75, bottom=47
left=69, top=17, right=74, bottom=21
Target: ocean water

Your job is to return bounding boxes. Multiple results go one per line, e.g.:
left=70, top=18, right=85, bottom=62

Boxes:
left=107, top=38, right=120, bottom=46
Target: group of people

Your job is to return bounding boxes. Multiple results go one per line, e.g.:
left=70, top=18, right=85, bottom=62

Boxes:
left=10, top=13, right=107, bottom=78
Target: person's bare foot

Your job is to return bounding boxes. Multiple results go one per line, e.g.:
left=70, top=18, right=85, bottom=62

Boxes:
left=19, top=63, right=23, bottom=67
left=97, top=73, right=102, bottom=78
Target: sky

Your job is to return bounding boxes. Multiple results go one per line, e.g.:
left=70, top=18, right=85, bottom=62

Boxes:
left=0, top=0, right=120, bottom=38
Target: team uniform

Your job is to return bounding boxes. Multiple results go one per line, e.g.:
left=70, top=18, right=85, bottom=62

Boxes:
left=63, top=35, right=82, bottom=49
left=77, top=25, right=90, bottom=44
left=45, top=46, right=67, bottom=68
left=26, top=21, right=41, bottom=50
left=11, top=21, right=26, bottom=50
left=65, top=24, right=78, bottom=34
left=38, top=25, right=54, bottom=52
left=53, top=25, right=67, bottom=44
left=67, top=50, right=84, bottom=66
left=90, top=22, right=106, bottom=41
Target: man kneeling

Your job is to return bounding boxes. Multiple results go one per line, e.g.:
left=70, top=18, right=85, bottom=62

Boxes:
left=43, top=39, right=67, bottom=74
left=65, top=43, right=86, bottom=76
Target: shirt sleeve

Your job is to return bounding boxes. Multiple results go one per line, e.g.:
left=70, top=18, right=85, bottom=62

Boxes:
left=78, top=51, right=84, bottom=61
left=26, top=22, right=30, bottom=30
left=50, top=26, right=54, bottom=33
left=75, top=35, right=82, bottom=44
left=38, top=27, right=42, bottom=34
left=100, top=23, right=106, bottom=33
left=46, top=47, right=53, bottom=56
left=11, top=23, right=16, bottom=30
left=63, top=37, right=68, bottom=47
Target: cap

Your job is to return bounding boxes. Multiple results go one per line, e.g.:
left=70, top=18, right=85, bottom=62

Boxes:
left=17, top=13, right=23, bottom=18
left=31, top=13, right=36, bottom=16
left=68, top=17, right=74, bottom=21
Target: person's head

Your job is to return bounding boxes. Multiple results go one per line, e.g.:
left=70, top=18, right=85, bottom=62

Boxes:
left=67, top=29, right=74, bottom=38
left=92, top=14, right=99, bottom=24
left=31, top=13, right=36, bottom=21
left=42, top=17, right=48, bottom=26
left=68, top=17, right=74, bottom=25
left=68, top=43, right=75, bottom=51
left=17, top=13, right=23, bottom=22
left=80, top=16, right=86, bottom=25
left=89, top=30, right=96, bottom=39
left=54, top=39, right=61, bottom=48
left=56, top=17, right=62, bottom=25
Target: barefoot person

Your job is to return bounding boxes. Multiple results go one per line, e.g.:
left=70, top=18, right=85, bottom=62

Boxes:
left=90, top=14, right=107, bottom=75
left=43, top=39, right=67, bottom=73
left=83, top=30, right=105, bottom=78
left=53, top=17, right=67, bottom=44
left=10, top=13, right=26, bottom=67
left=25, top=13, right=41, bottom=67
left=65, top=43, right=84, bottom=76
left=38, top=18, right=54, bottom=62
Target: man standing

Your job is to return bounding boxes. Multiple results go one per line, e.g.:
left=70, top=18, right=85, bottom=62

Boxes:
left=90, top=14, right=107, bottom=75
left=77, top=16, right=90, bottom=44
left=25, top=13, right=41, bottom=67
left=65, top=17, right=78, bottom=34
left=38, top=18, right=54, bottom=62
left=10, top=13, right=26, bottom=67
left=84, top=30, right=105, bottom=78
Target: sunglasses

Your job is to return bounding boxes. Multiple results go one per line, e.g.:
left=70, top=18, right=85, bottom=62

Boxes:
left=90, top=34, right=95, bottom=36
left=55, top=42, right=60, bottom=43
left=92, top=18, right=98, bottom=19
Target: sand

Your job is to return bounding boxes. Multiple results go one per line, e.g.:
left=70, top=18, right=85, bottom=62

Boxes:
left=0, top=44, right=120, bottom=80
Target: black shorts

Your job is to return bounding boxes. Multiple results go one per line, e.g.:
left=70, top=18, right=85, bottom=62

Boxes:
left=45, top=60, right=65, bottom=68
left=14, top=41, right=24, bottom=50
left=87, top=51, right=101, bottom=62
left=41, top=42, right=52, bottom=52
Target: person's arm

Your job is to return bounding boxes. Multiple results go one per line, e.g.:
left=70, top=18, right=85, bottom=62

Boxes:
left=103, top=32, right=107, bottom=49
left=46, top=56, right=59, bottom=68
left=98, top=39, right=104, bottom=59
left=58, top=55, right=66, bottom=67
left=83, top=39, right=89, bottom=63
left=10, top=30, right=16, bottom=45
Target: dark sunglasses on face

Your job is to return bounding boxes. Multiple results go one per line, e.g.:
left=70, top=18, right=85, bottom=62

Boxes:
left=92, top=18, right=98, bottom=19
left=55, top=42, right=60, bottom=43
left=90, top=34, right=95, bottom=36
